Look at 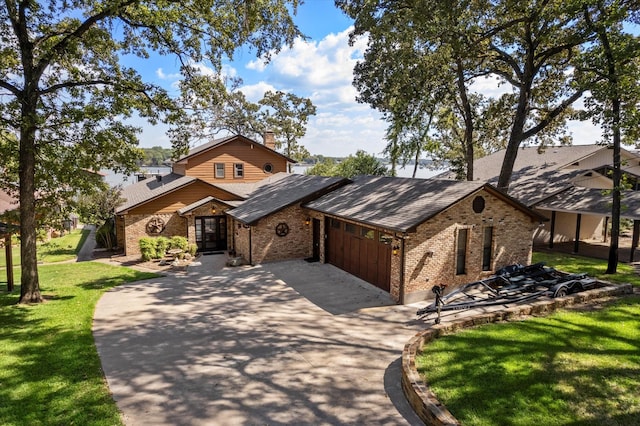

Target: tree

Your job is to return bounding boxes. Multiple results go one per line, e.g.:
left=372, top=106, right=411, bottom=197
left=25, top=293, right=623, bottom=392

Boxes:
left=0, top=0, right=301, bottom=303
left=578, top=1, right=640, bottom=273
left=306, top=151, right=388, bottom=179
left=259, top=90, right=316, bottom=171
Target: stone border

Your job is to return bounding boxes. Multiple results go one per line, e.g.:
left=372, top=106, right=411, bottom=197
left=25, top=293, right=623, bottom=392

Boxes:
left=401, top=283, right=634, bottom=426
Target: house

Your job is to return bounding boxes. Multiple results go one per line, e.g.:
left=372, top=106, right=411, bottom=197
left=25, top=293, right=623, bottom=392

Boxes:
left=227, top=174, right=543, bottom=304
left=439, top=144, right=640, bottom=255
left=115, top=133, right=294, bottom=256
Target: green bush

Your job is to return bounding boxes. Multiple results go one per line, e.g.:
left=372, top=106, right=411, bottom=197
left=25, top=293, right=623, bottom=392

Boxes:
left=96, top=219, right=116, bottom=249
left=139, top=237, right=157, bottom=261
left=155, top=236, right=171, bottom=256
left=187, top=243, right=197, bottom=257
left=170, top=236, right=189, bottom=251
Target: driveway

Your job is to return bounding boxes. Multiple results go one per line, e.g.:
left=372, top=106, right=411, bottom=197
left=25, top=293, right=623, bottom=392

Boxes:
left=93, top=256, right=428, bottom=425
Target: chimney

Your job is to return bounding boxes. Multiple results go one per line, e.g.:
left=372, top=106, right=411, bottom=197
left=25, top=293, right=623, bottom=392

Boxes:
left=263, top=131, right=276, bottom=150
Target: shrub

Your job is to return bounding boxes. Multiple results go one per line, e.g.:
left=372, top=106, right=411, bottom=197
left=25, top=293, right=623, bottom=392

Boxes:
left=139, top=237, right=157, bottom=261
left=170, top=236, right=189, bottom=251
left=155, top=236, right=171, bottom=256
left=187, top=243, right=197, bottom=257
left=96, top=219, right=117, bottom=249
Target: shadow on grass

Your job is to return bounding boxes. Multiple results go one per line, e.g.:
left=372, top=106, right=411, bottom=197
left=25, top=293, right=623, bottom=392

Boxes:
left=418, top=295, right=640, bottom=425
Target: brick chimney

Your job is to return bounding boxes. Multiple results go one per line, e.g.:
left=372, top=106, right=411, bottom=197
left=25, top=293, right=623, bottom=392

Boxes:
left=263, top=131, right=276, bottom=150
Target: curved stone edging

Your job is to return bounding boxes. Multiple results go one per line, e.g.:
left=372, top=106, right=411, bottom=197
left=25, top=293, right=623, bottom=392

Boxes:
left=401, top=283, right=634, bottom=426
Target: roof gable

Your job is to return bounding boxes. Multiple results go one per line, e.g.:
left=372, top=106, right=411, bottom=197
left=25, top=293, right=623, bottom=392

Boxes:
left=174, top=134, right=295, bottom=165
left=227, top=174, right=348, bottom=224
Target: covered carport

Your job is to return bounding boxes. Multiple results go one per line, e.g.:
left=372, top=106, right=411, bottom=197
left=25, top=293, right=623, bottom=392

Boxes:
left=535, top=187, right=640, bottom=261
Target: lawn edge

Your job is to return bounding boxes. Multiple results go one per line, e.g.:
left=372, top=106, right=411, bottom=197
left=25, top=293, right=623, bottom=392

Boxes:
left=401, top=282, right=634, bottom=426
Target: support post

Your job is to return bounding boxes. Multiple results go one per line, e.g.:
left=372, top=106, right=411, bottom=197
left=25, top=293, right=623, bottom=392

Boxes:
left=5, top=235, right=13, bottom=292
left=549, top=211, right=556, bottom=249
left=630, top=220, right=640, bottom=263
left=604, top=216, right=609, bottom=242
left=573, top=214, right=582, bottom=254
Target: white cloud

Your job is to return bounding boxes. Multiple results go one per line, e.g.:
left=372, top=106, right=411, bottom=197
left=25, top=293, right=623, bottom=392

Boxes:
left=155, top=68, right=181, bottom=80
left=239, top=81, right=277, bottom=102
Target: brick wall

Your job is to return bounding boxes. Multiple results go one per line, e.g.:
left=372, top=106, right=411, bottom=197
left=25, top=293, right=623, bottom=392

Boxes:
left=115, top=215, right=125, bottom=249
left=122, top=213, right=188, bottom=256
left=232, top=219, right=251, bottom=262
left=402, top=189, right=536, bottom=302
left=251, top=205, right=312, bottom=264
left=184, top=202, right=233, bottom=247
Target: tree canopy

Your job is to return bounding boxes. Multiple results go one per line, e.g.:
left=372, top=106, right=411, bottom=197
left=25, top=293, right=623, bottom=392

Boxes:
left=0, top=0, right=301, bottom=303
left=306, top=150, right=388, bottom=178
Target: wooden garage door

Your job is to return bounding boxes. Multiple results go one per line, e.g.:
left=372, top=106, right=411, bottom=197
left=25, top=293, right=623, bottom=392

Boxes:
left=326, top=218, right=391, bottom=292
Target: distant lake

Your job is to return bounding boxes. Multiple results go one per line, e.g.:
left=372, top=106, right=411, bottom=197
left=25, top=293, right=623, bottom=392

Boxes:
left=102, top=163, right=444, bottom=187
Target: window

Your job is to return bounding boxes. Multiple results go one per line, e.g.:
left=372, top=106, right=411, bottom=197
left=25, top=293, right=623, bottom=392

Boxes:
left=361, top=227, right=375, bottom=240
left=331, top=218, right=341, bottom=229
left=456, top=228, right=468, bottom=275
left=214, top=163, right=225, bottom=179
left=379, top=233, right=393, bottom=244
left=482, top=226, right=493, bottom=271
left=345, top=223, right=357, bottom=234
left=263, top=163, right=273, bottom=173
left=234, top=163, right=244, bottom=178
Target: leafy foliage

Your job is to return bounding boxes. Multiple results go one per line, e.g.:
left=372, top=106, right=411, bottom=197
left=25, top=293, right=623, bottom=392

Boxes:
left=306, top=150, right=388, bottom=178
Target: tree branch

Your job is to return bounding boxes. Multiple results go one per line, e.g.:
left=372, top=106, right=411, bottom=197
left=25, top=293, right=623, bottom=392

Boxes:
left=522, top=89, right=586, bottom=139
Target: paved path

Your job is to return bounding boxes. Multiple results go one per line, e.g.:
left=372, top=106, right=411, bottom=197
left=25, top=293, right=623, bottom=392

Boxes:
left=94, top=256, right=429, bottom=425
left=76, top=224, right=97, bottom=262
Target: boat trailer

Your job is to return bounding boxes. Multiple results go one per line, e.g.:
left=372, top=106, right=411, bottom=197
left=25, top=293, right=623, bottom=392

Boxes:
left=416, top=263, right=598, bottom=324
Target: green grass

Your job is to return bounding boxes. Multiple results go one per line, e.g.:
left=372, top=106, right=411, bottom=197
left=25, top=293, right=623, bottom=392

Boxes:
left=416, top=252, right=640, bottom=425
left=533, top=251, right=640, bottom=287
left=0, top=228, right=90, bottom=268
left=0, top=262, right=159, bottom=426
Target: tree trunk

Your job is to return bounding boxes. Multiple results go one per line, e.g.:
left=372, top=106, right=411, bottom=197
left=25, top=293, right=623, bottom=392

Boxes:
left=18, top=99, right=42, bottom=303
left=456, top=58, right=474, bottom=181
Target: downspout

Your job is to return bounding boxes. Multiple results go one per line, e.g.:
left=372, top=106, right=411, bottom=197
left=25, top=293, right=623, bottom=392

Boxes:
left=399, top=237, right=406, bottom=304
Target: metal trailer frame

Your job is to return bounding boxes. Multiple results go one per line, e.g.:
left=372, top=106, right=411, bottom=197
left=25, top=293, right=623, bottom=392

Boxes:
left=417, top=263, right=597, bottom=324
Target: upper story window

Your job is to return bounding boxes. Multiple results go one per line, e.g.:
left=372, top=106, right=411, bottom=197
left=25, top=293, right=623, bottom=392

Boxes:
left=263, top=163, right=274, bottom=173
left=234, top=163, right=244, bottom=178
left=214, top=163, right=225, bottom=179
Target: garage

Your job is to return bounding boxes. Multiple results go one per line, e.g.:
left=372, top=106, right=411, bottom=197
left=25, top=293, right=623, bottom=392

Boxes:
left=326, top=217, right=392, bottom=292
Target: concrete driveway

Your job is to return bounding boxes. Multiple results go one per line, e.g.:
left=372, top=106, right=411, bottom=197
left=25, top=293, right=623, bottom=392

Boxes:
left=93, top=255, right=428, bottom=425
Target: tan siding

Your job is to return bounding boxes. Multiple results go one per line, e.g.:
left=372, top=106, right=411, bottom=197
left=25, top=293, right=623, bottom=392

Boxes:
left=128, top=181, right=239, bottom=215
left=183, top=140, right=288, bottom=183
left=172, top=163, right=186, bottom=175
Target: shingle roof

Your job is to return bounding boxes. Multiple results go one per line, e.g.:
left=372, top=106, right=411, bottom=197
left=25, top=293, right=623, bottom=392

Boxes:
left=0, top=189, right=18, bottom=215
left=536, top=187, right=640, bottom=219
left=304, top=176, right=529, bottom=233
left=177, top=196, right=243, bottom=216
left=214, top=172, right=291, bottom=198
left=438, top=144, right=606, bottom=181
left=227, top=174, right=347, bottom=224
left=174, top=134, right=295, bottom=163
left=116, top=173, right=197, bottom=213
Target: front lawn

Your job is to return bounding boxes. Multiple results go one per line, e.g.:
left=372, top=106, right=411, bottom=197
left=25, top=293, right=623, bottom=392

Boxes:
left=0, top=228, right=89, bottom=268
left=416, top=252, right=640, bottom=425
left=0, top=262, right=158, bottom=426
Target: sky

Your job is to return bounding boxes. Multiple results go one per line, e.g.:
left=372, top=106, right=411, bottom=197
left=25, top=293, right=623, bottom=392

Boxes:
left=130, top=0, right=604, bottom=157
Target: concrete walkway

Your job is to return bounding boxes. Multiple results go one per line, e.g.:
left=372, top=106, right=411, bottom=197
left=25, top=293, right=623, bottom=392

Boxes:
left=76, top=224, right=97, bottom=262
left=93, top=256, right=429, bottom=425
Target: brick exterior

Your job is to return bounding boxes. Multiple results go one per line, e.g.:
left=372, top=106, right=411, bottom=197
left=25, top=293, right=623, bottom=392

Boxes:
left=402, top=189, right=536, bottom=302
left=183, top=201, right=233, bottom=247
left=250, top=205, right=312, bottom=264
left=122, top=213, right=187, bottom=256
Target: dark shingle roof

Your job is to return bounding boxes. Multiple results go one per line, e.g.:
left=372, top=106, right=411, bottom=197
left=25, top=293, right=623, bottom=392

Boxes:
left=227, top=174, right=347, bottom=224
left=305, top=176, right=506, bottom=232
left=536, top=187, right=640, bottom=219
left=116, top=173, right=197, bottom=213
left=214, top=172, right=291, bottom=198
left=438, top=145, right=606, bottom=181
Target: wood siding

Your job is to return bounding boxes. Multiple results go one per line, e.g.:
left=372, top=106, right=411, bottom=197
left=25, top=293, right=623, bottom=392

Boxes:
left=127, top=181, right=240, bottom=215
left=181, top=139, right=287, bottom=183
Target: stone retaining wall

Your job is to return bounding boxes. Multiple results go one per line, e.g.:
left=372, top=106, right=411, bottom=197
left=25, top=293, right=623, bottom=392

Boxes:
left=401, top=283, right=634, bottom=426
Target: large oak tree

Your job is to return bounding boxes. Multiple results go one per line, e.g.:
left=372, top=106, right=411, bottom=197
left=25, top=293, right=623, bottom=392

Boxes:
left=0, top=0, right=301, bottom=303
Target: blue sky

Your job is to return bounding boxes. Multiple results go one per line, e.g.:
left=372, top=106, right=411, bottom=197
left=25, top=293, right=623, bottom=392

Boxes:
left=132, top=0, right=603, bottom=157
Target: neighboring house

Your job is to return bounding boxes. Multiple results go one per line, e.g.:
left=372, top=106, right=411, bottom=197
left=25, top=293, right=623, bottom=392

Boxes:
left=439, top=145, right=640, bottom=253
left=228, top=174, right=543, bottom=304
left=115, top=133, right=294, bottom=256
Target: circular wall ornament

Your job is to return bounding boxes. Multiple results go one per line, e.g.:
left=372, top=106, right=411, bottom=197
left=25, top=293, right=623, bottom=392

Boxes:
left=146, top=217, right=165, bottom=234
left=472, top=196, right=486, bottom=213
left=275, top=222, right=289, bottom=237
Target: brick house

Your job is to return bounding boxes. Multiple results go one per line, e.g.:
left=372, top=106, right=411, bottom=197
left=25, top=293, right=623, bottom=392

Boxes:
left=115, top=133, right=293, bottom=256
left=226, top=174, right=543, bottom=304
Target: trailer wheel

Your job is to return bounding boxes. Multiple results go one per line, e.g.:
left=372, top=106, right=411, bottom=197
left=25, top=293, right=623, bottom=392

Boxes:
left=554, top=286, right=568, bottom=298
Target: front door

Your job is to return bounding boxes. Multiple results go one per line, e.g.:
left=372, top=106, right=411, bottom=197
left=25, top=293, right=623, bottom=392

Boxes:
left=195, top=216, right=227, bottom=252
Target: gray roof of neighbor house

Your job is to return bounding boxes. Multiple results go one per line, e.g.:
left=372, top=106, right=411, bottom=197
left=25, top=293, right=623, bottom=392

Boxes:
left=304, top=176, right=541, bottom=233
left=177, top=196, right=243, bottom=216
left=174, top=134, right=295, bottom=164
left=536, top=187, right=640, bottom=219
left=438, top=144, right=607, bottom=181
left=227, top=174, right=348, bottom=225
left=0, top=189, right=18, bottom=215
left=116, top=173, right=198, bottom=213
